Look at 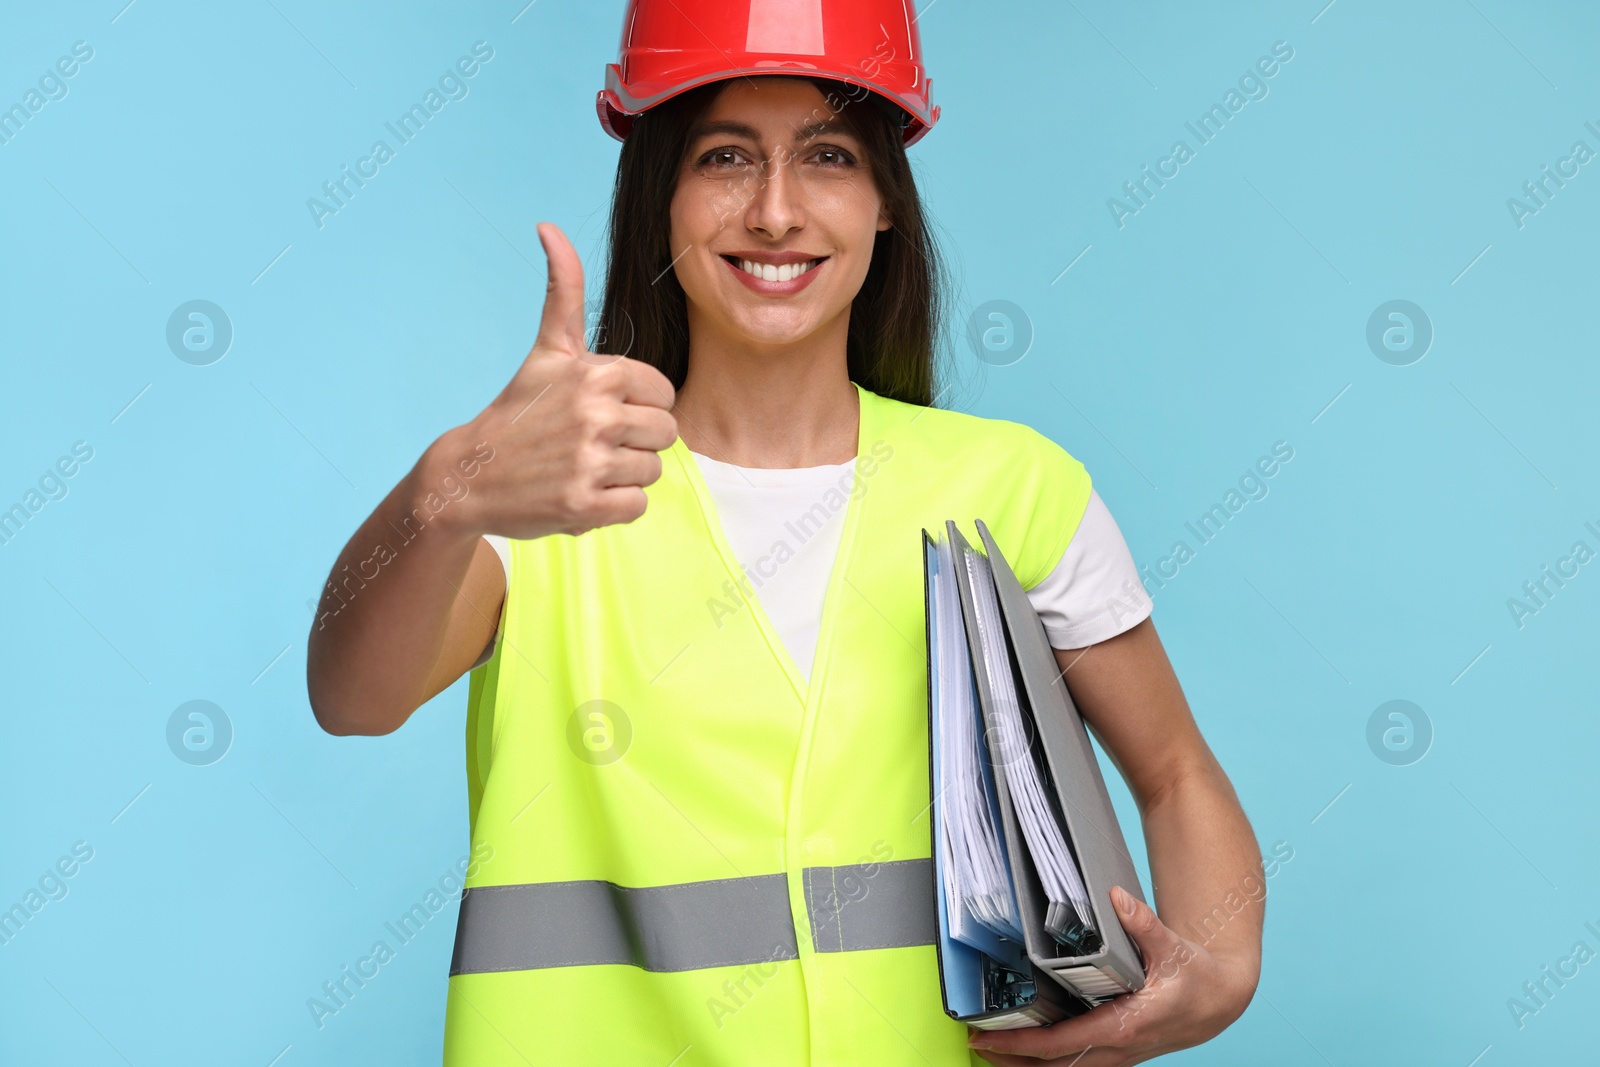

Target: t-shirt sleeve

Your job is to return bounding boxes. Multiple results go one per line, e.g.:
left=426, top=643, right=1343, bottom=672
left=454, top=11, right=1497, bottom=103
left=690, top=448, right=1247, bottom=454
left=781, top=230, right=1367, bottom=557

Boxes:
left=468, top=534, right=512, bottom=670
left=483, top=533, right=511, bottom=575
left=1027, top=488, right=1153, bottom=649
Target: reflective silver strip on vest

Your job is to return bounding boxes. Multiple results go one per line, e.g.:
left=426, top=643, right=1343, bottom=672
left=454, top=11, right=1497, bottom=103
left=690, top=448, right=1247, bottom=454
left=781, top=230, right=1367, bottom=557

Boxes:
left=450, top=859, right=935, bottom=975
left=803, top=859, right=937, bottom=953
left=450, top=873, right=797, bottom=975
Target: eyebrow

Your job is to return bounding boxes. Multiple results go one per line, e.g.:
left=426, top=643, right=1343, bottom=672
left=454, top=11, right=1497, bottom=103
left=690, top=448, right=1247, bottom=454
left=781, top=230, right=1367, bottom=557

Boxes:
left=794, top=119, right=852, bottom=140
left=688, top=118, right=855, bottom=144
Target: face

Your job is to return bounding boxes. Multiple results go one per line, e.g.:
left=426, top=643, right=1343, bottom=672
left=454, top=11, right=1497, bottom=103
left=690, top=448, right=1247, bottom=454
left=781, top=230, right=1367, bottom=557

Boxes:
left=668, top=78, right=892, bottom=351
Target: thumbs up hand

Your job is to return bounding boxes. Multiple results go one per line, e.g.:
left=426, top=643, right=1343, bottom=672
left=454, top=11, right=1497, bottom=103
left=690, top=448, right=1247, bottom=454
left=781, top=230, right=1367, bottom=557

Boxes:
left=435, top=222, right=679, bottom=541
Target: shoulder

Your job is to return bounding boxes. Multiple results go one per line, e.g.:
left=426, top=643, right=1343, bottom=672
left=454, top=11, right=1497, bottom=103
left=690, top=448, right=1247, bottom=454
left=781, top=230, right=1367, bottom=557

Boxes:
left=866, top=388, right=1094, bottom=587
left=870, top=390, right=1081, bottom=460
left=868, top=389, right=1088, bottom=478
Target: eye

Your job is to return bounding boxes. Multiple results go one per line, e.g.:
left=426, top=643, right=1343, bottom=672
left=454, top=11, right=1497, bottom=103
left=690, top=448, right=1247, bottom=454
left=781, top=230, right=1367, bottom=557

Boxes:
left=807, top=145, right=857, bottom=169
left=696, top=146, right=750, bottom=169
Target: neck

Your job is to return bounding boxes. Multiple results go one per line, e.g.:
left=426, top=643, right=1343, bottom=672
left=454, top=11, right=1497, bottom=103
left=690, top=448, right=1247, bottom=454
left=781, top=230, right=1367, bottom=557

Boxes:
left=673, top=310, right=860, bottom=468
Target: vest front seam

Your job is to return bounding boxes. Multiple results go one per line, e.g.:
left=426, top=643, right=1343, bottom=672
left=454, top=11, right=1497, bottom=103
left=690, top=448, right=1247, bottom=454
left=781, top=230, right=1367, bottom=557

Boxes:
left=782, top=380, right=875, bottom=1067
left=669, top=435, right=813, bottom=708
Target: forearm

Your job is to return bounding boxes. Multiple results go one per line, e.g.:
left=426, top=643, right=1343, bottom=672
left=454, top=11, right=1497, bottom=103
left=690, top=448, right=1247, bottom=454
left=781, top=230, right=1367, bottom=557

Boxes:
left=1140, top=760, right=1263, bottom=987
left=305, top=437, right=483, bottom=735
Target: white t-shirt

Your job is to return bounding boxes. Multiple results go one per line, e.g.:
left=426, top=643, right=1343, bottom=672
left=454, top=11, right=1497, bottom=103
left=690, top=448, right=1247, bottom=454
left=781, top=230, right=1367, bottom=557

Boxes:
left=478, top=453, right=1152, bottom=675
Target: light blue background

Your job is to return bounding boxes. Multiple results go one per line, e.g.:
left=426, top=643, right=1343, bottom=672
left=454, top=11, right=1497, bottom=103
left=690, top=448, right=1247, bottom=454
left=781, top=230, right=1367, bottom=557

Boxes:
left=2, top=1, right=1596, bottom=1064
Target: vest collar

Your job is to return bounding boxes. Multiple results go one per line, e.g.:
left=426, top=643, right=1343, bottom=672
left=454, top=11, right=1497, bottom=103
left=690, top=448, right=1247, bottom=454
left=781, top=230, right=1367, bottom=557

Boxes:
left=663, top=380, right=876, bottom=710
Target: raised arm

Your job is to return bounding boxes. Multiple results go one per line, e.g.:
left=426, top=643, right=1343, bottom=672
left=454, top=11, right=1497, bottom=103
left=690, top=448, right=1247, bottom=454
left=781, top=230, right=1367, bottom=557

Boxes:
left=304, top=446, right=506, bottom=736
left=305, top=223, right=678, bottom=736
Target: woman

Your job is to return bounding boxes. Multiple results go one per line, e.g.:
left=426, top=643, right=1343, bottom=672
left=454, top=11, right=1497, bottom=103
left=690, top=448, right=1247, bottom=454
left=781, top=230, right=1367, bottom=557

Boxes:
left=306, top=2, right=1263, bottom=1063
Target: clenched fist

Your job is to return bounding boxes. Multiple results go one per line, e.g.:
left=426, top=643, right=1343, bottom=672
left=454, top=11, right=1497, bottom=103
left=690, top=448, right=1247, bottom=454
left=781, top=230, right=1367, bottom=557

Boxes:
left=432, top=222, right=679, bottom=540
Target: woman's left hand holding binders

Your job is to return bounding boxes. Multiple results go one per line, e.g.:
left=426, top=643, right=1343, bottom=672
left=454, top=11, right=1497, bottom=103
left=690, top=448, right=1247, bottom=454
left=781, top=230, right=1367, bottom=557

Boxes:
left=966, top=886, right=1258, bottom=1066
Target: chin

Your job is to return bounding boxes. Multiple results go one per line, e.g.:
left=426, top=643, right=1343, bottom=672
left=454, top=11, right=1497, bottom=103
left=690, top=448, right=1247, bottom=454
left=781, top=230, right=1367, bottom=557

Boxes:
left=726, top=308, right=830, bottom=348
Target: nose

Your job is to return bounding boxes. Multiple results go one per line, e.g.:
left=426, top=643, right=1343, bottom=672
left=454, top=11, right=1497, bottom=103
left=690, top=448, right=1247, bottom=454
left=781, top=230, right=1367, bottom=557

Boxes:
left=744, top=147, right=805, bottom=241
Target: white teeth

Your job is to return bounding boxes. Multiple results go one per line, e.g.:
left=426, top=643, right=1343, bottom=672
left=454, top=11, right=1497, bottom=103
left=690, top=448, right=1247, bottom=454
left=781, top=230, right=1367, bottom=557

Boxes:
left=736, top=258, right=819, bottom=282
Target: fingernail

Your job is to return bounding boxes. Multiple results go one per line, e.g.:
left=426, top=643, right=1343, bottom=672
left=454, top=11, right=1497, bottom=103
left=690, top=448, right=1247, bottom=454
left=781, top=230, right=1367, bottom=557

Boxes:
left=967, top=1036, right=992, bottom=1049
left=1113, top=886, right=1135, bottom=915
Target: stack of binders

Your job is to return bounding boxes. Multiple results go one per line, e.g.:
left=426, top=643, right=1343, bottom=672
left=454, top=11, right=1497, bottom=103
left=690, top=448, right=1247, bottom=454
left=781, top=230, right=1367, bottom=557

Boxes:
left=923, top=519, right=1149, bottom=1030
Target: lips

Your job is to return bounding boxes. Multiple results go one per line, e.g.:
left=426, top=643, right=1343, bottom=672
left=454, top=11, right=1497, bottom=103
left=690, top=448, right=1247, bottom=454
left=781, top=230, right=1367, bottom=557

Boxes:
left=724, top=256, right=824, bottom=282
left=720, top=253, right=828, bottom=294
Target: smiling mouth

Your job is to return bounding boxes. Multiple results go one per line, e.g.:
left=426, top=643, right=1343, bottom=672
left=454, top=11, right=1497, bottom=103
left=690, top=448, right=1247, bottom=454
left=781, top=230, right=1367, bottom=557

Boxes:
left=720, top=255, right=827, bottom=283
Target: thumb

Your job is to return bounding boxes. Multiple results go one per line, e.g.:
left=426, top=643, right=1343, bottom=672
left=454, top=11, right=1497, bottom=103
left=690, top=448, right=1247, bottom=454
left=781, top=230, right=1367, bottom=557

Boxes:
left=1111, top=885, right=1188, bottom=976
left=533, top=221, right=588, bottom=356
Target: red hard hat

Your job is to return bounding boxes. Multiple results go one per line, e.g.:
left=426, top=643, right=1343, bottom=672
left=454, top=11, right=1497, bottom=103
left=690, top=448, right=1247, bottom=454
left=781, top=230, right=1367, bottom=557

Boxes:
left=597, top=0, right=940, bottom=146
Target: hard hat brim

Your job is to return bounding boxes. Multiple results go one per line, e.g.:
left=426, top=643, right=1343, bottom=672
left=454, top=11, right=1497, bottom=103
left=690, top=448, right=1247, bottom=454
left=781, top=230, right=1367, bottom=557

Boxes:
left=597, top=63, right=938, bottom=147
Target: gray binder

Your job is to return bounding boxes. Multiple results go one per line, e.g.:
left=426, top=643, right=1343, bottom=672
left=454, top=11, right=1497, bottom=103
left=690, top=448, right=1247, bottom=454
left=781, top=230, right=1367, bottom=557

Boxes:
left=928, top=518, right=1148, bottom=1019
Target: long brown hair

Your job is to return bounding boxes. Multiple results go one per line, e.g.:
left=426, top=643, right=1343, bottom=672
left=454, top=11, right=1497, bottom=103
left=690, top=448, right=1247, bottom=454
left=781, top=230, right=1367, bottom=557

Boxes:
left=595, top=76, right=947, bottom=407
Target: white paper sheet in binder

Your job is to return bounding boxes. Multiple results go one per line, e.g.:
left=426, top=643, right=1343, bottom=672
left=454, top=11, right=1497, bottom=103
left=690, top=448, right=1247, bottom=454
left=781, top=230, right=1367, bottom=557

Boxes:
left=924, top=519, right=1152, bottom=1029
left=962, top=540, right=1095, bottom=946
left=931, top=534, right=1024, bottom=948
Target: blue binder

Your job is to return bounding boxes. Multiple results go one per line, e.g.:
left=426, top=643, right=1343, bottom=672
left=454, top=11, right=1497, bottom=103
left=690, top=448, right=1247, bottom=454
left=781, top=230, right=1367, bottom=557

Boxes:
left=922, top=520, right=1149, bottom=1030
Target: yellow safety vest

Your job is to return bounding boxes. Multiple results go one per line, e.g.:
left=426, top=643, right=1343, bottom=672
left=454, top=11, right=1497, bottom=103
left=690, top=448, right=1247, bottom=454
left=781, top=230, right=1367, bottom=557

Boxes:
left=445, top=380, right=1092, bottom=1066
